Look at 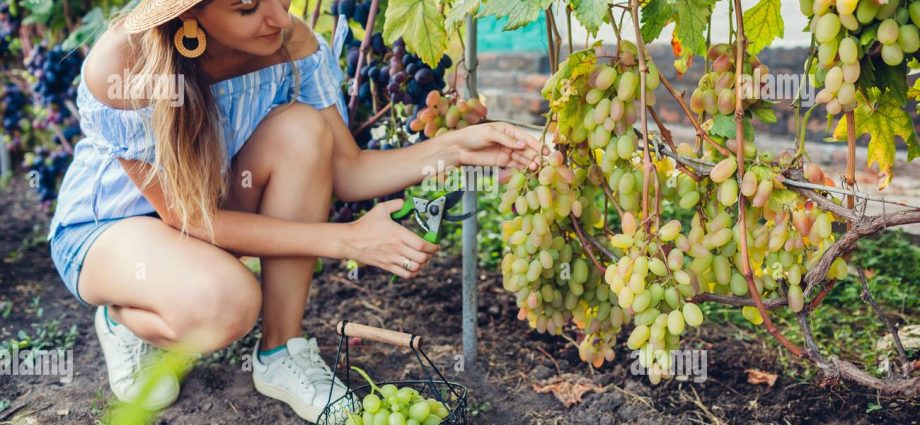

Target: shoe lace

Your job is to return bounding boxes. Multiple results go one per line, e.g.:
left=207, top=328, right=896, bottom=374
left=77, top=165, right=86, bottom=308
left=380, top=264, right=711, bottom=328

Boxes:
left=119, top=335, right=152, bottom=379
left=285, top=343, right=343, bottom=393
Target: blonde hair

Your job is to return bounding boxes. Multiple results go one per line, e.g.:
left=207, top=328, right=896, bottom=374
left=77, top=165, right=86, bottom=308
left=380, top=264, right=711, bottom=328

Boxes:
left=104, top=5, right=301, bottom=243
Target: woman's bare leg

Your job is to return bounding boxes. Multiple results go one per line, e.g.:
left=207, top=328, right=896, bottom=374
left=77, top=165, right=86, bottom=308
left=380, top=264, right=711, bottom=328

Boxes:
left=223, top=102, right=335, bottom=350
left=78, top=216, right=263, bottom=352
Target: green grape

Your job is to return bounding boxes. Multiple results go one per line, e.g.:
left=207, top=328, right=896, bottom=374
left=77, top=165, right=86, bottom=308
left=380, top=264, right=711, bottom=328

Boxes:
left=373, top=410, right=390, bottom=425
left=836, top=0, right=858, bottom=16
left=898, top=24, right=920, bottom=53
left=838, top=37, right=858, bottom=64
left=618, top=286, right=635, bottom=309
left=606, top=103, right=623, bottom=126
left=595, top=66, right=618, bottom=90
left=729, top=273, right=748, bottom=296
left=617, top=134, right=636, bottom=159
left=585, top=88, right=604, bottom=105
left=787, top=284, right=804, bottom=313
left=647, top=62, right=661, bottom=89
left=364, top=394, right=382, bottom=414
left=742, top=306, right=764, bottom=325
left=800, top=0, right=815, bottom=17
left=813, top=213, right=832, bottom=239
left=702, top=88, right=719, bottom=115
left=659, top=220, right=682, bottom=241
left=815, top=13, right=841, bottom=43
left=856, top=0, right=880, bottom=24
left=387, top=412, right=407, bottom=425
left=619, top=171, right=637, bottom=194
left=649, top=257, right=668, bottom=277
left=617, top=71, right=638, bottom=101
left=837, top=83, right=856, bottom=106
left=912, top=2, right=920, bottom=27
left=882, top=42, right=905, bottom=65
left=690, top=89, right=705, bottom=114
left=752, top=179, right=773, bottom=207
left=710, top=157, right=738, bottom=183
left=719, top=179, right=739, bottom=207
left=679, top=191, right=700, bottom=209
left=817, top=40, right=839, bottom=66
left=713, top=255, right=731, bottom=285
left=667, top=310, right=685, bottom=335
left=627, top=325, right=651, bottom=350
left=717, top=88, right=736, bottom=115
left=682, top=303, right=704, bottom=327
left=839, top=11, right=859, bottom=31
left=408, top=402, right=430, bottom=421
left=878, top=19, right=900, bottom=44
left=812, top=0, right=830, bottom=16
left=632, top=291, right=652, bottom=312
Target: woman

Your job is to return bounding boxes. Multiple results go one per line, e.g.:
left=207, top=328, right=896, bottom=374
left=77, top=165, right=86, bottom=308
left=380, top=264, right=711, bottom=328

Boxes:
left=47, top=0, right=544, bottom=421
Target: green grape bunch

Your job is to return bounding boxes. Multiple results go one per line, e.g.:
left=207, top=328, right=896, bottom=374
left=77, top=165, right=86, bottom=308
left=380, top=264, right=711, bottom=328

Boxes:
left=498, top=42, right=852, bottom=384
left=802, top=0, right=920, bottom=114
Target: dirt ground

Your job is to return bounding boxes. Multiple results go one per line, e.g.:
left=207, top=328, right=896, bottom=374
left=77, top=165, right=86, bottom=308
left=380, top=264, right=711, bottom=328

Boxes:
left=2, top=176, right=919, bottom=425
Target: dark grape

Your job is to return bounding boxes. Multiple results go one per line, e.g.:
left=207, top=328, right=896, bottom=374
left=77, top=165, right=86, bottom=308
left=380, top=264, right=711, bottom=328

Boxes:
left=414, top=68, right=434, bottom=85
left=338, top=0, right=356, bottom=17
left=371, top=32, right=386, bottom=55
left=353, top=2, right=369, bottom=26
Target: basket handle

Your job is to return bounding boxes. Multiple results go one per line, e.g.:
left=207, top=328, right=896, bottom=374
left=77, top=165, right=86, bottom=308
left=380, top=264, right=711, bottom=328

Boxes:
left=336, top=321, right=422, bottom=350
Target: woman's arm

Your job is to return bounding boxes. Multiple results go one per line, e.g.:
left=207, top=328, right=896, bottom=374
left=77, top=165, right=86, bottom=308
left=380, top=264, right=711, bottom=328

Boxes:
left=118, top=158, right=346, bottom=259
left=320, top=108, right=544, bottom=202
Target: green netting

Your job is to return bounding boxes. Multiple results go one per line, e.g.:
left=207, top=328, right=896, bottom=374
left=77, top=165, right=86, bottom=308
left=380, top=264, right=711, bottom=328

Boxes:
left=477, top=15, right=549, bottom=53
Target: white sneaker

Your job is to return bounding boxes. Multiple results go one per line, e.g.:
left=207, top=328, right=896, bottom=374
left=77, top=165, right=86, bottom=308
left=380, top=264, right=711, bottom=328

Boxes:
left=252, top=337, right=351, bottom=423
left=94, top=307, right=180, bottom=410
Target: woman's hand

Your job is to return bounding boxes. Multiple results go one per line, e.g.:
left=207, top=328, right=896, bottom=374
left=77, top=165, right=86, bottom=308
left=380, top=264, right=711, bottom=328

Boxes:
left=341, top=199, right=440, bottom=278
left=446, top=122, right=549, bottom=180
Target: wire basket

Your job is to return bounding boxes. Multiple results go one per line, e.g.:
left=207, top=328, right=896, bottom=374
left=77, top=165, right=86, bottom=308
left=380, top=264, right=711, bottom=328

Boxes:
left=316, top=321, right=468, bottom=425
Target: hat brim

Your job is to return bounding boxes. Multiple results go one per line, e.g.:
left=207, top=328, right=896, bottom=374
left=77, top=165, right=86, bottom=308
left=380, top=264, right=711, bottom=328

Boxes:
left=123, top=0, right=206, bottom=34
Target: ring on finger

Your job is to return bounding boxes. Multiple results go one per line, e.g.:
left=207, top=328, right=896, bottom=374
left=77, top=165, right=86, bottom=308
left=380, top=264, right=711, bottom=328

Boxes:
left=402, top=257, right=413, bottom=271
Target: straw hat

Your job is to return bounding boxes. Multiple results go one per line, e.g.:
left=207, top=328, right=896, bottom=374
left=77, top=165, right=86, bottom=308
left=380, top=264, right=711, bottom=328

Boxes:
left=123, top=0, right=207, bottom=34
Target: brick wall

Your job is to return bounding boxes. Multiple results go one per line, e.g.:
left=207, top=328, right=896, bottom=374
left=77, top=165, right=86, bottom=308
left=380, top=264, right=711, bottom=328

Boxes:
left=468, top=45, right=919, bottom=144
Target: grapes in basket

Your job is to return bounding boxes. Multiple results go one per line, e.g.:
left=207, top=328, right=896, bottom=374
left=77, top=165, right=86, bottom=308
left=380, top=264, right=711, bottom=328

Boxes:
left=345, top=367, right=451, bottom=425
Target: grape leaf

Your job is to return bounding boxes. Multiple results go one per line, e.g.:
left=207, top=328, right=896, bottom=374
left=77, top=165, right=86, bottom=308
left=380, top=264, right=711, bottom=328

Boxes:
left=384, top=0, right=448, bottom=67
left=641, top=0, right=673, bottom=43
left=768, top=189, right=798, bottom=212
left=446, top=0, right=480, bottom=31
left=543, top=48, right=599, bottom=139
left=743, top=0, right=783, bottom=55
left=674, top=0, right=714, bottom=57
left=572, top=0, right=610, bottom=37
left=832, top=91, right=920, bottom=190
left=750, top=102, right=777, bottom=124
left=478, top=0, right=554, bottom=31
left=710, top=114, right=755, bottom=142
left=872, top=58, right=908, bottom=106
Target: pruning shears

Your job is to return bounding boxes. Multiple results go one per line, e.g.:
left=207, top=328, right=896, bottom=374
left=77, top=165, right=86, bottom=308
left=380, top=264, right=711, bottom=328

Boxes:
left=389, top=190, right=475, bottom=281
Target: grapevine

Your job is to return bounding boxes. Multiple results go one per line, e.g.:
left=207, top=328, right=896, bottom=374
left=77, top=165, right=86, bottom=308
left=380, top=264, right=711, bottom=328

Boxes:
left=485, top=0, right=920, bottom=394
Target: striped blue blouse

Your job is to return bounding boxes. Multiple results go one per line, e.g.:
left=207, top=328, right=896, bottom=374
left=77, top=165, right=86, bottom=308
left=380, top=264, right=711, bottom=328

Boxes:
left=47, top=27, right=349, bottom=241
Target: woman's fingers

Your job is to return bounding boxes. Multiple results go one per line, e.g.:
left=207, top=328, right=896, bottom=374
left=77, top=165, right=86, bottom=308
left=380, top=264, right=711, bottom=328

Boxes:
left=397, top=228, right=440, bottom=254
left=501, top=123, right=547, bottom=156
left=484, top=123, right=526, bottom=150
left=398, top=245, right=431, bottom=269
left=512, top=151, right=540, bottom=170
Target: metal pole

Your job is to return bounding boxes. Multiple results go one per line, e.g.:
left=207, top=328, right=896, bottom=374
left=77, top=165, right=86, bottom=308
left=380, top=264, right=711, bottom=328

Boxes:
left=0, top=139, right=10, bottom=185
left=462, top=14, right=479, bottom=372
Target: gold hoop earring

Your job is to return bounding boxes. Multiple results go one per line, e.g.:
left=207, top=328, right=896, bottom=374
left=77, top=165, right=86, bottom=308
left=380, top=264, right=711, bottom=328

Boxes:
left=174, top=19, right=207, bottom=58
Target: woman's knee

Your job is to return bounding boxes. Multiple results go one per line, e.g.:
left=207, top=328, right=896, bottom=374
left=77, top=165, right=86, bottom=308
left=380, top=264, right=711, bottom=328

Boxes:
left=166, top=262, right=262, bottom=351
left=258, top=103, right=334, bottom=165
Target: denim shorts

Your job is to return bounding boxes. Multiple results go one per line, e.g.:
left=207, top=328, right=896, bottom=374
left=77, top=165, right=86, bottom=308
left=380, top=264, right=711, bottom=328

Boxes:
left=49, top=211, right=159, bottom=306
